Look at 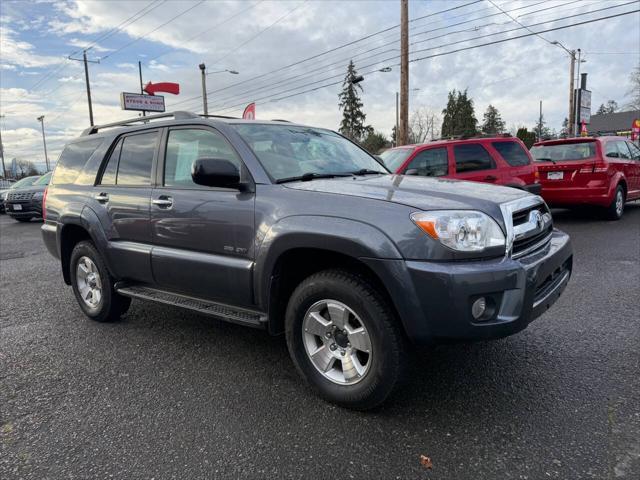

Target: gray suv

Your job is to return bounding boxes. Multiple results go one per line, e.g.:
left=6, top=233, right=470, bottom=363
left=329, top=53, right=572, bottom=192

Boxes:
left=42, top=111, right=572, bottom=409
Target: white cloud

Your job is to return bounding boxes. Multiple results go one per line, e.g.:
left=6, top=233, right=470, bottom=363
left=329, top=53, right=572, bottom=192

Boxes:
left=0, top=26, right=63, bottom=68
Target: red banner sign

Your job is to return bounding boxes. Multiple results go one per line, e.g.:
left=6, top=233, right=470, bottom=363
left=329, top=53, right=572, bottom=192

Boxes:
left=144, top=82, right=180, bottom=96
left=242, top=103, right=256, bottom=120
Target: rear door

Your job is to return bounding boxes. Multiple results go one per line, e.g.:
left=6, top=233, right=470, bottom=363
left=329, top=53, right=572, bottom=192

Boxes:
left=490, top=140, right=535, bottom=187
left=533, top=140, right=598, bottom=188
left=94, top=129, right=159, bottom=283
left=150, top=125, right=255, bottom=307
left=625, top=142, right=640, bottom=197
left=452, top=143, right=501, bottom=184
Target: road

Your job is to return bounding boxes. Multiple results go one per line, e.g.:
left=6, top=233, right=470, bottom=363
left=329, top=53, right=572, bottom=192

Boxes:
left=1, top=206, right=639, bottom=479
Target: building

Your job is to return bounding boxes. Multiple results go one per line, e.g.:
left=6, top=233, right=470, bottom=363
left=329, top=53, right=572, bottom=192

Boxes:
left=588, top=110, right=640, bottom=137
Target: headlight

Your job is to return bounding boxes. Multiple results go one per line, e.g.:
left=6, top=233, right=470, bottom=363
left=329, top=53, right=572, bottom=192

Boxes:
left=32, top=192, right=44, bottom=200
left=411, top=210, right=505, bottom=252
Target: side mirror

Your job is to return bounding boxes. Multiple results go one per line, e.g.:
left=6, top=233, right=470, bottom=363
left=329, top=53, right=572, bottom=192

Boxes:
left=191, top=157, right=242, bottom=189
left=405, top=168, right=419, bottom=176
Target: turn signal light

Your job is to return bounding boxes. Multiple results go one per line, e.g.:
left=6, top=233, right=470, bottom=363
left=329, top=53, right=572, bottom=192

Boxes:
left=414, top=219, right=438, bottom=239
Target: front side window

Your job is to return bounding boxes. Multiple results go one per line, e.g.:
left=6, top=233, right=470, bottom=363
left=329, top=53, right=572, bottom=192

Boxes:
left=116, top=131, right=158, bottom=185
left=615, top=141, right=631, bottom=159
left=164, top=128, right=240, bottom=187
left=492, top=141, right=531, bottom=167
left=52, top=138, right=103, bottom=185
left=627, top=142, right=640, bottom=160
left=231, top=123, right=387, bottom=181
left=406, top=148, right=448, bottom=176
left=454, top=144, right=495, bottom=173
left=379, top=148, right=416, bottom=172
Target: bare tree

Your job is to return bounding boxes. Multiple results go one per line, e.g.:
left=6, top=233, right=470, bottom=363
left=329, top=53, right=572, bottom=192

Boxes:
left=625, top=66, right=640, bottom=111
left=409, top=107, right=440, bottom=144
left=16, top=160, right=38, bottom=178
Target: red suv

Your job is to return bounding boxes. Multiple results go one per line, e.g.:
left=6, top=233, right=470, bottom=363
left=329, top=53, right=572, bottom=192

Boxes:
left=380, top=135, right=541, bottom=194
left=531, top=137, right=640, bottom=220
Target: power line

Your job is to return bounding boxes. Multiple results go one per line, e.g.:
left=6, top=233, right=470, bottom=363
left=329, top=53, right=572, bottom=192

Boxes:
left=170, top=0, right=485, bottom=108
left=197, top=1, right=633, bottom=112
left=210, top=8, right=639, bottom=115
left=100, top=0, right=206, bottom=62
left=487, top=0, right=556, bottom=46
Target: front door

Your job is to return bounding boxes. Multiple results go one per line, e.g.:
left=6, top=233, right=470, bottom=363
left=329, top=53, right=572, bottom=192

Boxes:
left=93, top=129, right=160, bottom=284
left=150, top=126, right=255, bottom=307
left=452, top=143, right=501, bottom=185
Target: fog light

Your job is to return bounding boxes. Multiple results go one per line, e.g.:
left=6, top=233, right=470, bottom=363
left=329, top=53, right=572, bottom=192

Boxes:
left=471, top=297, right=486, bottom=319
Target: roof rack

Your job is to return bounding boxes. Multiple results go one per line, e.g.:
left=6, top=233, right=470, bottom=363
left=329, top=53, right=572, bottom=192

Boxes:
left=431, top=132, right=513, bottom=142
left=81, top=111, right=200, bottom=136
left=199, top=114, right=239, bottom=120
left=271, top=119, right=292, bottom=123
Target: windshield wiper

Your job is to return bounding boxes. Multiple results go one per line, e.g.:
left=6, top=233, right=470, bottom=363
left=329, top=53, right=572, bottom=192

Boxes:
left=349, top=168, right=387, bottom=176
left=275, top=172, right=352, bottom=184
left=535, top=157, right=556, bottom=165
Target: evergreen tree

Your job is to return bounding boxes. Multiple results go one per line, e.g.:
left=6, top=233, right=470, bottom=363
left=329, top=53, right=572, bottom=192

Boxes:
left=596, top=100, right=619, bottom=115
left=481, top=104, right=506, bottom=134
left=441, top=89, right=478, bottom=137
left=560, top=117, right=569, bottom=138
left=516, top=127, right=537, bottom=149
left=338, top=61, right=370, bottom=142
left=361, top=131, right=389, bottom=154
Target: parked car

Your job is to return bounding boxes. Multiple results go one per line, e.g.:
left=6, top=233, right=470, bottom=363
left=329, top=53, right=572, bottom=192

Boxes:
left=42, top=112, right=572, bottom=409
left=0, top=175, right=40, bottom=214
left=380, top=135, right=541, bottom=194
left=531, top=137, right=640, bottom=220
left=5, top=172, right=52, bottom=222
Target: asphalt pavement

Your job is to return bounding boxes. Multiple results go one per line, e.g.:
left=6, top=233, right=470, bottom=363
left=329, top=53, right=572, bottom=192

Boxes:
left=1, top=206, right=639, bottom=479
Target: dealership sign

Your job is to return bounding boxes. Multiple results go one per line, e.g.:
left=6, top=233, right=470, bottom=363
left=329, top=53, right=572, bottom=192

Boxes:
left=578, top=88, right=591, bottom=124
left=120, top=92, right=165, bottom=112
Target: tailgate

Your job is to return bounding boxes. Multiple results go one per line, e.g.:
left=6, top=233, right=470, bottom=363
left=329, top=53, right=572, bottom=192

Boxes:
left=537, top=160, right=596, bottom=187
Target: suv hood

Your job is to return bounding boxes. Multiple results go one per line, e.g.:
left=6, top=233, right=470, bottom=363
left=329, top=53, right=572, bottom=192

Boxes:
left=284, top=174, right=531, bottom=222
left=8, top=185, right=46, bottom=194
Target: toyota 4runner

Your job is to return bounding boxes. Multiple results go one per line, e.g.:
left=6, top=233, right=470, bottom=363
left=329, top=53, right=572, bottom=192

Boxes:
left=42, top=112, right=573, bottom=409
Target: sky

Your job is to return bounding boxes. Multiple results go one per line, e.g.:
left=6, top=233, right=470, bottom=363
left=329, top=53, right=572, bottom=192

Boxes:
left=1, top=0, right=639, bottom=172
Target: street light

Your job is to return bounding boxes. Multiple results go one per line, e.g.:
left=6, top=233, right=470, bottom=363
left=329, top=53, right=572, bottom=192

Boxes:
left=551, top=41, right=586, bottom=136
left=36, top=115, right=49, bottom=172
left=199, top=63, right=240, bottom=115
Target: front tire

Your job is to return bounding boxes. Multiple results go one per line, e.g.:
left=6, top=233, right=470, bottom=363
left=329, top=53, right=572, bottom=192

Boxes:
left=70, top=241, right=131, bottom=322
left=605, top=185, right=625, bottom=220
left=285, top=270, right=407, bottom=410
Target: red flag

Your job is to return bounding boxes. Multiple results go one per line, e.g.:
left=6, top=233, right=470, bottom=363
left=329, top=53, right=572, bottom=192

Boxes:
left=242, top=102, right=256, bottom=120
left=144, top=82, right=180, bottom=96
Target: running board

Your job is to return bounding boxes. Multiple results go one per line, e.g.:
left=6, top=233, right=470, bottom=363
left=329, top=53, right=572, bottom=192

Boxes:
left=115, top=284, right=266, bottom=327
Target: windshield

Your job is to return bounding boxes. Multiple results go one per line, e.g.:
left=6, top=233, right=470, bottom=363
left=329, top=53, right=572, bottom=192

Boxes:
left=10, top=176, right=39, bottom=189
left=231, top=123, right=388, bottom=182
left=34, top=172, right=52, bottom=186
left=531, top=142, right=596, bottom=162
left=379, top=148, right=416, bottom=172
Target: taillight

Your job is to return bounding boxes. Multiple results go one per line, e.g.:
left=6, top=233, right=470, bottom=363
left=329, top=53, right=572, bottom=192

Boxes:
left=534, top=169, right=540, bottom=183
left=42, top=187, right=48, bottom=220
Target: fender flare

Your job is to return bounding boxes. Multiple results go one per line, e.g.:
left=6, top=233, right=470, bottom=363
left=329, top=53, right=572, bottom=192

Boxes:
left=254, top=215, right=403, bottom=309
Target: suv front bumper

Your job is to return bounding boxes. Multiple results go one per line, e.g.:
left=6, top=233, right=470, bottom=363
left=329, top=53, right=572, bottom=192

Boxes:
left=365, top=229, right=572, bottom=344
left=5, top=199, right=43, bottom=218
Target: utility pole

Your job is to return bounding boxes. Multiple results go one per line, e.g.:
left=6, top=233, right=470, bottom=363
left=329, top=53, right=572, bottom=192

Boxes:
left=199, top=63, right=208, bottom=116
left=139, top=61, right=146, bottom=117
left=0, top=115, right=7, bottom=178
left=37, top=116, right=49, bottom=172
left=574, top=48, right=583, bottom=136
left=398, top=0, right=409, bottom=146
left=68, top=50, right=99, bottom=126
left=538, top=101, right=543, bottom=141
left=568, top=50, right=576, bottom=136
left=395, top=91, right=399, bottom=147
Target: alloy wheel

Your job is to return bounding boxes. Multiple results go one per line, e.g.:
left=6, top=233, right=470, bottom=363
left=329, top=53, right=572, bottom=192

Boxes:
left=76, top=256, right=103, bottom=309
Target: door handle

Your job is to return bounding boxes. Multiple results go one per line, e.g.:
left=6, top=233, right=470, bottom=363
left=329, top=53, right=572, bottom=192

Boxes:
left=152, top=196, right=173, bottom=208
left=95, top=193, right=109, bottom=203
left=484, top=175, right=498, bottom=181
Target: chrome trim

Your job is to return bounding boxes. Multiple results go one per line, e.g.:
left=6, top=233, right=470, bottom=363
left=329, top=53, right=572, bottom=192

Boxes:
left=499, top=195, right=547, bottom=258
left=511, top=232, right=552, bottom=259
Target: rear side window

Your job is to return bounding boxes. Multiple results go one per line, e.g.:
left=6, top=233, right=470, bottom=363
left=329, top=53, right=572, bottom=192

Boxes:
left=454, top=144, right=495, bottom=173
left=405, top=148, right=448, bottom=176
left=492, top=141, right=531, bottom=167
left=51, top=138, right=103, bottom=185
left=100, top=139, right=122, bottom=185
left=117, top=132, right=158, bottom=185
left=627, top=142, right=640, bottom=160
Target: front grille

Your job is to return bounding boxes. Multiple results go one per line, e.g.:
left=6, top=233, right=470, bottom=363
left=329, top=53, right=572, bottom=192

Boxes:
left=7, top=191, right=34, bottom=201
left=511, top=202, right=553, bottom=258
left=534, top=259, right=571, bottom=306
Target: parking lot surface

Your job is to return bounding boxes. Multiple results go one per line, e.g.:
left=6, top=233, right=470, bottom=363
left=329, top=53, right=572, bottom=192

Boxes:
left=1, top=206, right=639, bottom=479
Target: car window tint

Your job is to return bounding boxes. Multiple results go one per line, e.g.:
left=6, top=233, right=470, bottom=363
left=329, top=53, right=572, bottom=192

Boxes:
left=454, top=144, right=495, bottom=173
left=492, top=141, right=530, bottom=167
left=615, top=141, right=631, bottom=159
left=100, top=139, right=122, bottom=185
left=52, top=139, right=103, bottom=185
left=406, top=148, right=448, bottom=176
left=627, top=142, right=640, bottom=160
left=164, top=128, right=240, bottom=187
left=116, top=132, right=157, bottom=185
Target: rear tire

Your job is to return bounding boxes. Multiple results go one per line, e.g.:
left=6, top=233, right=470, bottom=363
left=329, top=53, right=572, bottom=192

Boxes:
left=605, top=185, right=625, bottom=220
left=70, top=241, right=131, bottom=322
left=285, top=269, right=407, bottom=410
